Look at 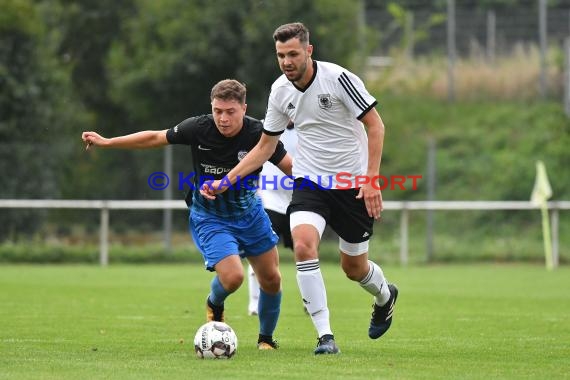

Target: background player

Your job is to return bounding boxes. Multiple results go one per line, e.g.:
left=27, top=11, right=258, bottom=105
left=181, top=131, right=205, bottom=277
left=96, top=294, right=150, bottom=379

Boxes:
left=248, top=121, right=297, bottom=315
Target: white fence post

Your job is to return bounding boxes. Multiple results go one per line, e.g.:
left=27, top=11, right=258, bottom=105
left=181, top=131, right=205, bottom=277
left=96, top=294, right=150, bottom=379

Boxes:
left=551, top=207, right=559, bottom=268
left=99, top=204, right=109, bottom=267
left=400, top=206, right=409, bottom=266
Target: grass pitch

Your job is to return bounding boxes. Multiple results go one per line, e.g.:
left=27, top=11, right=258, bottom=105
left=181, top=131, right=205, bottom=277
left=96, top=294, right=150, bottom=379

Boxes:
left=0, top=263, right=568, bottom=379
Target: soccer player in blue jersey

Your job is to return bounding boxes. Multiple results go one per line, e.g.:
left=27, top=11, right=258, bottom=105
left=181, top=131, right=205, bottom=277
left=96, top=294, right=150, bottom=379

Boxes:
left=81, top=79, right=292, bottom=350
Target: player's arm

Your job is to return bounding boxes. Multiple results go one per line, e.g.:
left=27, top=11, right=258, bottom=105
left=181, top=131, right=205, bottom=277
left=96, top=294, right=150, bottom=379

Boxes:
left=81, top=130, right=169, bottom=150
left=228, top=133, right=281, bottom=182
left=358, top=107, right=385, bottom=219
left=201, top=133, right=281, bottom=199
left=276, top=153, right=293, bottom=176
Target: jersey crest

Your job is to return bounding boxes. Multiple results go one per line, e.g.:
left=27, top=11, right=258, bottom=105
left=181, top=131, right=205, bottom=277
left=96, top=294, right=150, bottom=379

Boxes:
left=318, top=94, right=332, bottom=109
left=237, top=150, right=248, bottom=161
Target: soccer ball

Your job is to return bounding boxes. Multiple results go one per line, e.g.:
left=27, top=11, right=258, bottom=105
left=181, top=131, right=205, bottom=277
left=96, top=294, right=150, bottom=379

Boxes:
left=194, top=321, right=238, bottom=359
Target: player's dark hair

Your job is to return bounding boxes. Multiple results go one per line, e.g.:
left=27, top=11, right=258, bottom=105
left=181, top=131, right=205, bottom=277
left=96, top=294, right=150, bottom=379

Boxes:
left=273, top=22, right=309, bottom=45
left=210, top=79, right=246, bottom=104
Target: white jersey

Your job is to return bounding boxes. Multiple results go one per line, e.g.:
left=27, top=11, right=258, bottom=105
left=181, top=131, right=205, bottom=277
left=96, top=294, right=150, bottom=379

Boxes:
left=259, top=127, right=298, bottom=214
left=263, top=60, right=377, bottom=189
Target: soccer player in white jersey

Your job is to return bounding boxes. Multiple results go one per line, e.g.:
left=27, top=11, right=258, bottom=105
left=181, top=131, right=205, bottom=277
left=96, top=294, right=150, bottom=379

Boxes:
left=201, top=22, right=398, bottom=355
left=248, top=122, right=297, bottom=316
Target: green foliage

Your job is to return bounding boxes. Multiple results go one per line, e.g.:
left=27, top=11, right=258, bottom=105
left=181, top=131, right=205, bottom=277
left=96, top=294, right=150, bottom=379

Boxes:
left=0, top=0, right=40, bottom=34
left=53, top=0, right=150, bottom=203
left=107, top=0, right=363, bottom=121
left=371, top=94, right=570, bottom=264
left=384, top=2, right=445, bottom=56
left=377, top=95, right=570, bottom=203
left=0, top=0, right=87, bottom=239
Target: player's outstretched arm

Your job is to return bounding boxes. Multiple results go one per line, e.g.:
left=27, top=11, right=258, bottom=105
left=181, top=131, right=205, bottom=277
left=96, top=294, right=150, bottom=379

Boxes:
left=82, top=130, right=169, bottom=150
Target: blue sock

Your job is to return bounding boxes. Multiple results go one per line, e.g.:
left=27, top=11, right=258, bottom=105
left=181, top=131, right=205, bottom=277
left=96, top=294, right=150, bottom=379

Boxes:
left=208, top=276, right=230, bottom=306
left=258, top=289, right=282, bottom=336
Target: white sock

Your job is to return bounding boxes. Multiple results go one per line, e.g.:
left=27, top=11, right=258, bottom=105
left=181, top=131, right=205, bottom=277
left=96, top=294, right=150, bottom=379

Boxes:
left=296, top=259, right=332, bottom=337
left=247, top=264, right=259, bottom=314
left=359, top=260, right=391, bottom=306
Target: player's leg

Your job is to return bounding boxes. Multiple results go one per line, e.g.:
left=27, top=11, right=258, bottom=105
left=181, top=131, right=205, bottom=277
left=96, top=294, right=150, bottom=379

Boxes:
left=189, top=210, right=242, bottom=323
left=239, top=202, right=281, bottom=349
left=290, top=211, right=339, bottom=354
left=247, top=264, right=260, bottom=316
left=339, top=241, right=397, bottom=339
left=207, top=255, right=245, bottom=321
left=247, top=246, right=281, bottom=349
left=288, top=179, right=339, bottom=354
left=328, top=189, right=398, bottom=340
left=245, top=208, right=286, bottom=317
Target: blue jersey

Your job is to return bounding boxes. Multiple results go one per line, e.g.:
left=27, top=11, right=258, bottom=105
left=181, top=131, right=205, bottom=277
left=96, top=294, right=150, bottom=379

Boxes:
left=166, top=115, right=287, bottom=218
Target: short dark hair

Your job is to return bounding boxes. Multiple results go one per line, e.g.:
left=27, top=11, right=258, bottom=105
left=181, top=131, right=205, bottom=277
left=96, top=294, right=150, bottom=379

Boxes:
left=210, top=79, right=246, bottom=104
left=273, top=22, right=309, bottom=45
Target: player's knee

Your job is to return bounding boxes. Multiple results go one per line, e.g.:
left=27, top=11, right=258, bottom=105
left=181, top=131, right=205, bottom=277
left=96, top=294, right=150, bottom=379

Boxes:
left=344, top=270, right=362, bottom=282
left=258, top=270, right=281, bottom=294
left=341, top=261, right=366, bottom=281
left=221, top=271, right=244, bottom=292
left=294, top=239, right=318, bottom=261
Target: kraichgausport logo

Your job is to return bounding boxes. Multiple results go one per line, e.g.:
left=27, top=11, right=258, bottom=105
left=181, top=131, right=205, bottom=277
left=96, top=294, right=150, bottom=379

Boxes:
left=146, top=172, right=422, bottom=192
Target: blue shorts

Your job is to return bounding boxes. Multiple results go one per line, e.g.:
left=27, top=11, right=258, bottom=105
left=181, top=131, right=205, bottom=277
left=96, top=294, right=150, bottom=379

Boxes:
left=189, top=202, right=279, bottom=271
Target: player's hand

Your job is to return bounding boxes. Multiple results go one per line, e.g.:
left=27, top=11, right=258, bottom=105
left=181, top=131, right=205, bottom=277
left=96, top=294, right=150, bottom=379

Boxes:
left=356, top=182, right=383, bottom=220
left=200, top=179, right=230, bottom=200
left=199, top=181, right=217, bottom=200
left=82, top=131, right=108, bottom=150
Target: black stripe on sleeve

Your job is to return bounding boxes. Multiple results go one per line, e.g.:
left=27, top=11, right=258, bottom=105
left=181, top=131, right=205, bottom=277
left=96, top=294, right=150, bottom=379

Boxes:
left=340, top=72, right=368, bottom=107
left=338, top=72, right=368, bottom=111
left=357, top=101, right=378, bottom=120
left=263, top=128, right=285, bottom=136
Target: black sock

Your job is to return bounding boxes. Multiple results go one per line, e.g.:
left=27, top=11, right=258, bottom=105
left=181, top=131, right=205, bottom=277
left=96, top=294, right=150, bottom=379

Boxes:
left=258, top=334, right=272, bottom=343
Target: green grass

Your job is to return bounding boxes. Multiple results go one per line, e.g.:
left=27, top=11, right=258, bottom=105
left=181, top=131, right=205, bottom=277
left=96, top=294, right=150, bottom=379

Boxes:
left=1, top=263, right=568, bottom=379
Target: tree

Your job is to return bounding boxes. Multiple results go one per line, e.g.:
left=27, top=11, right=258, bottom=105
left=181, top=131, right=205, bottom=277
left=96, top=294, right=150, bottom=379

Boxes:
left=0, top=0, right=86, bottom=239
left=108, top=0, right=367, bottom=119
left=104, top=0, right=368, bottom=209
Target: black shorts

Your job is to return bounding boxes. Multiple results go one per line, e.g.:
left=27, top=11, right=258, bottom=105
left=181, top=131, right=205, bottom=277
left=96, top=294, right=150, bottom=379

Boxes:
left=288, top=178, right=374, bottom=243
left=265, top=209, right=293, bottom=249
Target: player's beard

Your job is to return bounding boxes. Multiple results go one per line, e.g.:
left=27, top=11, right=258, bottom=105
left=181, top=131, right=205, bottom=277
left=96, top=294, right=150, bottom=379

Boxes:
left=284, top=59, right=308, bottom=83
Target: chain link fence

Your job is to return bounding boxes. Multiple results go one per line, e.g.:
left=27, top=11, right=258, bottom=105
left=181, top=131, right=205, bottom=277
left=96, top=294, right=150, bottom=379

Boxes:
left=365, top=1, right=570, bottom=104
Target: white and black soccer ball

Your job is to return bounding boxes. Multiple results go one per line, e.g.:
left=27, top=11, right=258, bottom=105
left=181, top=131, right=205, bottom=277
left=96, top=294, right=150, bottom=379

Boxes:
left=194, top=321, right=238, bottom=359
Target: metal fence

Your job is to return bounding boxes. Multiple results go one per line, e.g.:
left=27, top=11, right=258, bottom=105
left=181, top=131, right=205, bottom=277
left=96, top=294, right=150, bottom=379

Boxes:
left=367, top=2, right=570, bottom=58
left=1, top=199, right=568, bottom=267
left=365, top=0, right=570, bottom=105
